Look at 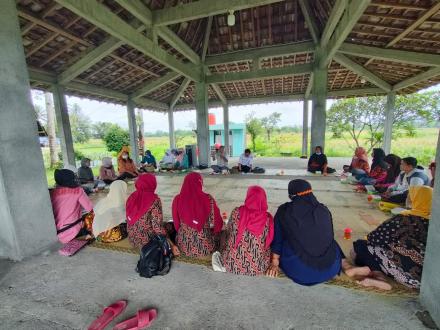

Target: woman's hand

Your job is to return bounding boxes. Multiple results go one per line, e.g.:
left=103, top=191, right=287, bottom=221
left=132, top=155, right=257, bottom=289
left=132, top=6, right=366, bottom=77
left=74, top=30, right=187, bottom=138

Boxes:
left=171, top=244, right=180, bottom=257
left=266, top=264, right=279, bottom=278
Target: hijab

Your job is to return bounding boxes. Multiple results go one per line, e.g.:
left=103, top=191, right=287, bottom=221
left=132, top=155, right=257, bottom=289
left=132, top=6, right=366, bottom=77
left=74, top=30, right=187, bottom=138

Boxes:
left=92, top=180, right=127, bottom=235
left=102, top=157, right=113, bottom=168
left=401, top=186, right=433, bottom=219
left=354, top=147, right=369, bottom=163
left=384, top=154, right=401, bottom=184
left=118, top=146, right=131, bottom=161
left=162, top=149, right=175, bottom=163
left=172, top=172, right=217, bottom=232
left=126, top=174, right=158, bottom=226
left=235, top=186, right=274, bottom=249
left=371, top=148, right=388, bottom=170
left=276, top=179, right=337, bottom=270
left=54, top=169, right=79, bottom=188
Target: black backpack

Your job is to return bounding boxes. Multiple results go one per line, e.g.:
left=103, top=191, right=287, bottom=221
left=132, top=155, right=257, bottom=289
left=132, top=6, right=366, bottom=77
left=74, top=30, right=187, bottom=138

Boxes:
left=136, top=235, right=172, bottom=278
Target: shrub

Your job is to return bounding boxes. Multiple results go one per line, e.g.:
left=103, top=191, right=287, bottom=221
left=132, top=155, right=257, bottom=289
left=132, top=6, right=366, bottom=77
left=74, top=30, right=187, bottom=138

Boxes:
left=103, top=125, right=130, bottom=153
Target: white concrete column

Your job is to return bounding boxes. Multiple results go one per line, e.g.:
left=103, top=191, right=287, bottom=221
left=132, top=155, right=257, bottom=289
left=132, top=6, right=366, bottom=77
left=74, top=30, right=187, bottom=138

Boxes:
left=195, top=81, right=210, bottom=166
left=0, top=0, right=57, bottom=260
left=127, top=97, right=139, bottom=164
left=52, top=84, right=75, bottom=167
left=302, top=99, right=309, bottom=157
left=223, top=103, right=230, bottom=156
left=421, top=130, right=440, bottom=325
left=383, top=92, right=395, bottom=154
left=310, top=64, right=328, bottom=154
left=168, top=106, right=176, bottom=149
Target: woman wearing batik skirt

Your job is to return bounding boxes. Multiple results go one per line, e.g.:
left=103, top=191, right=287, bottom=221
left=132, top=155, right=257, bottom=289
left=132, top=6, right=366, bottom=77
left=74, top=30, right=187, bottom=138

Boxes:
left=351, top=186, right=432, bottom=290
left=92, top=180, right=128, bottom=243
left=219, top=186, right=274, bottom=276
left=126, top=174, right=179, bottom=255
left=172, top=173, right=223, bottom=257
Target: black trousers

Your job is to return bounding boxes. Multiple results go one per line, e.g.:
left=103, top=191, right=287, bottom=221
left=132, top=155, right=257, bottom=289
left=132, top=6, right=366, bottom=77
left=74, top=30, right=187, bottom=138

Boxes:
left=240, top=165, right=251, bottom=173
left=382, top=191, right=408, bottom=204
left=117, top=172, right=137, bottom=180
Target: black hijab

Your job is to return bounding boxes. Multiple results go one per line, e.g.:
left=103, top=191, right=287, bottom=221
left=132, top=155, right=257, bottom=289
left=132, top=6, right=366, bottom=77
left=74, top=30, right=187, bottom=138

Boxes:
left=54, top=169, right=79, bottom=188
left=384, top=154, right=401, bottom=184
left=371, top=148, right=388, bottom=170
left=275, top=179, right=338, bottom=270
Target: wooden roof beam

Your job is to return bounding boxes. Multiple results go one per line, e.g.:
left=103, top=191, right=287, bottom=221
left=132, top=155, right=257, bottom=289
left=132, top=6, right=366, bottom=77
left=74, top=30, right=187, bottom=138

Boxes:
left=205, top=41, right=315, bottom=66
left=393, top=67, right=440, bottom=91
left=305, top=73, right=313, bottom=98
left=152, top=0, right=285, bottom=26
left=320, top=0, right=371, bottom=68
left=206, top=63, right=313, bottom=84
left=169, top=78, right=191, bottom=108
left=338, top=43, right=440, bottom=67
left=327, top=87, right=384, bottom=97
left=320, top=0, right=348, bottom=48
left=130, top=71, right=181, bottom=100
left=54, top=0, right=202, bottom=81
left=333, top=53, right=391, bottom=91
left=298, top=0, right=319, bottom=44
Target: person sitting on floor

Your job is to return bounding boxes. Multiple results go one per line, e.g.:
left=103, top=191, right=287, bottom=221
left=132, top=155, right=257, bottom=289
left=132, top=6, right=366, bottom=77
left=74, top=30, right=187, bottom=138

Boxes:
left=140, top=150, right=157, bottom=173
left=159, top=149, right=175, bottom=171
left=78, top=158, right=94, bottom=185
left=172, top=172, right=222, bottom=257
left=374, top=154, right=402, bottom=193
left=126, top=174, right=179, bottom=255
left=174, top=148, right=189, bottom=170
left=211, top=145, right=229, bottom=174
left=429, top=161, right=436, bottom=188
left=307, top=146, right=335, bottom=175
left=266, top=179, right=348, bottom=285
left=343, top=147, right=370, bottom=175
left=238, top=148, right=253, bottom=173
left=218, top=186, right=274, bottom=276
left=351, top=186, right=433, bottom=290
left=99, top=157, right=118, bottom=185
left=354, top=148, right=388, bottom=186
left=381, top=157, right=429, bottom=205
left=117, top=146, right=138, bottom=180
left=92, top=180, right=128, bottom=243
left=50, top=169, right=94, bottom=243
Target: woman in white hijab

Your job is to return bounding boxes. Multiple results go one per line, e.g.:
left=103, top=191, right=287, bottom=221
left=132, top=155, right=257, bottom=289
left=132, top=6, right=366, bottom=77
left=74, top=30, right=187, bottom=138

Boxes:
left=92, top=180, right=128, bottom=243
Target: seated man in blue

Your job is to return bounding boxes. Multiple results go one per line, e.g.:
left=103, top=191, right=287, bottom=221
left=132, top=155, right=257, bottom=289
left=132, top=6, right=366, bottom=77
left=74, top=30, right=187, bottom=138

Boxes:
left=266, top=179, right=344, bottom=285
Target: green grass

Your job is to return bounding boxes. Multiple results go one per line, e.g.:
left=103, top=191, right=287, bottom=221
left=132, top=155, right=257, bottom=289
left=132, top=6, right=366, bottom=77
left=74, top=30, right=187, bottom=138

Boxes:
left=43, top=128, right=438, bottom=186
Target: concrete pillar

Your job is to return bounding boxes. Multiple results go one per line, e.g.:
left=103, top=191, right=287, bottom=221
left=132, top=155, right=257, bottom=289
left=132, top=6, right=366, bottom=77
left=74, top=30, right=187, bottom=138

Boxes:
left=195, top=81, right=210, bottom=166
left=0, top=0, right=57, bottom=260
left=420, top=130, right=440, bottom=325
left=310, top=65, right=328, bottom=154
left=302, top=99, right=309, bottom=157
left=223, top=103, right=230, bottom=156
left=52, top=84, right=75, bottom=167
left=168, top=106, right=176, bottom=149
left=383, top=92, right=395, bottom=154
left=127, top=97, right=139, bottom=164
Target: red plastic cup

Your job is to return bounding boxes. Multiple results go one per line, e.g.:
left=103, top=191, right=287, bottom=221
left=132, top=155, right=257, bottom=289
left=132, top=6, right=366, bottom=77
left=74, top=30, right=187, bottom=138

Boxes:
left=344, top=227, right=353, bottom=240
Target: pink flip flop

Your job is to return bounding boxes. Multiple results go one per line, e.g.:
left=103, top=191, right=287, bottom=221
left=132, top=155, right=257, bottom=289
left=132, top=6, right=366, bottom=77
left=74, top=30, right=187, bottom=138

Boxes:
left=88, top=300, right=127, bottom=330
left=113, top=309, right=157, bottom=330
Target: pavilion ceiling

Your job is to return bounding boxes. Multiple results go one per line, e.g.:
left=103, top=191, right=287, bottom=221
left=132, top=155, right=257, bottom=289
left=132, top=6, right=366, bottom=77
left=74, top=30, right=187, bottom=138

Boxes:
left=17, top=0, right=440, bottom=112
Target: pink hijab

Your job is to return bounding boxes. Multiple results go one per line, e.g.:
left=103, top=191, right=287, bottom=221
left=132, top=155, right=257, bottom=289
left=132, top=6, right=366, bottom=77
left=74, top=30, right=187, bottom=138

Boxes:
left=126, top=174, right=158, bottom=226
left=235, top=186, right=274, bottom=249
left=354, top=147, right=369, bottom=163
left=172, top=173, right=222, bottom=233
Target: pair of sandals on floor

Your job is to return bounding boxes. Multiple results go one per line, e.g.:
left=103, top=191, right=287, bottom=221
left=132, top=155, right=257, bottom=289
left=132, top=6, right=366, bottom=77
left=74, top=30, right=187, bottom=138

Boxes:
left=88, top=300, right=156, bottom=330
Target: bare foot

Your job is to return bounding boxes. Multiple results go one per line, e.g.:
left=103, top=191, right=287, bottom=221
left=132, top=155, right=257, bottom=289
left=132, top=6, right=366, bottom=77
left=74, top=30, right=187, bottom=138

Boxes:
left=370, top=271, right=388, bottom=282
left=345, top=266, right=371, bottom=278
left=357, top=278, right=392, bottom=291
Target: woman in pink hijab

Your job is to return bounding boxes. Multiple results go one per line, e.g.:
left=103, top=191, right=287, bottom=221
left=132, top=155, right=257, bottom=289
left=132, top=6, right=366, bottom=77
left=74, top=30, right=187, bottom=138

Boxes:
left=172, top=172, right=222, bottom=257
left=343, top=147, right=370, bottom=175
left=219, top=186, right=274, bottom=276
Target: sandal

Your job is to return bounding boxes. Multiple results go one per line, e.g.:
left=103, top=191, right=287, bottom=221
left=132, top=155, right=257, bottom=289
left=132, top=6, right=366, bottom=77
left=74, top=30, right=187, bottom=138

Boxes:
left=113, top=309, right=157, bottom=330
left=88, top=300, right=127, bottom=330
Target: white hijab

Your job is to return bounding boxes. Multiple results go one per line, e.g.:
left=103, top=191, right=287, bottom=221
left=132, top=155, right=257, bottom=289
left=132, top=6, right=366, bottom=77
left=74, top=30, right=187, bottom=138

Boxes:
left=161, top=149, right=175, bottom=164
left=92, top=180, right=128, bottom=236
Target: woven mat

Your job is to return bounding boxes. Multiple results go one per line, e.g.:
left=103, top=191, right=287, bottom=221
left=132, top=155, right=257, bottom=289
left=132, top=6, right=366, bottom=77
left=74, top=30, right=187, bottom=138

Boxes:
left=89, top=239, right=417, bottom=298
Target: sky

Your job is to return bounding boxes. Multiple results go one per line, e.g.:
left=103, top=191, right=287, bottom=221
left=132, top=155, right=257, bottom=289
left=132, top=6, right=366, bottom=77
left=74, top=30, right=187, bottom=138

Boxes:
left=31, top=83, right=439, bottom=133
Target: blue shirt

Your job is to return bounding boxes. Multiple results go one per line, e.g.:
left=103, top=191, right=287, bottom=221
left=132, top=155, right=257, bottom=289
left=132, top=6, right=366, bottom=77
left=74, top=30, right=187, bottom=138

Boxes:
left=142, top=154, right=156, bottom=165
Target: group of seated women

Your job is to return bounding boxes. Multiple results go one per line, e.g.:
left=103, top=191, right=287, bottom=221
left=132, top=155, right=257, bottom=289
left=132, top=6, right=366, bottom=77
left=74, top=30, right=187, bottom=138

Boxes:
left=52, top=167, right=434, bottom=290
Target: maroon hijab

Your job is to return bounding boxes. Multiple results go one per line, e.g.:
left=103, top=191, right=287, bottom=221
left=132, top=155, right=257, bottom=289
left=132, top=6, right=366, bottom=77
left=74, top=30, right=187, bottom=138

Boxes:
left=126, top=174, right=158, bottom=226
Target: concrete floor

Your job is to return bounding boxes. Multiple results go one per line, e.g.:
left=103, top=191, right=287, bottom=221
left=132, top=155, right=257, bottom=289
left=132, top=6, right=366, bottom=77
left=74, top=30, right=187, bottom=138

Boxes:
left=0, top=157, right=428, bottom=329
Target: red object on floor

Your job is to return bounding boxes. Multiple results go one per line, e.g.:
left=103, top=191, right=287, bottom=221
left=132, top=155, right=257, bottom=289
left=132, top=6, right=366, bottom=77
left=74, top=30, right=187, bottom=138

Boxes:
left=208, top=113, right=216, bottom=125
left=344, top=228, right=353, bottom=240
left=88, top=300, right=127, bottom=330
left=113, top=309, right=157, bottom=330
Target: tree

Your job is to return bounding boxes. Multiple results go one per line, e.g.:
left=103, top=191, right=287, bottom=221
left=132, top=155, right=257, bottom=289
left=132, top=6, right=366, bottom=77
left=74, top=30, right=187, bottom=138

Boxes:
left=69, top=103, right=91, bottom=143
left=44, top=92, right=59, bottom=167
left=327, top=93, right=433, bottom=152
left=261, top=112, right=281, bottom=141
left=92, top=122, right=115, bottom=139
left=103, top=124, right=130, bottom=153
left=245, top=112, right=263, bottom=152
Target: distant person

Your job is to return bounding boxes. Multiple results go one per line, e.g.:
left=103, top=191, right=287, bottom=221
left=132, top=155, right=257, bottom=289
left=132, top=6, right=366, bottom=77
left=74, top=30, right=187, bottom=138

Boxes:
left=50, top=169, right=94, bottom=243
left=92, top=180, right=128, bottom=243
left=140, top=150, right=157, bottom=173
left=78, top=158, right=94, bottom=184
left=238, top=148, right=253, bottom=173
left=343, top=147, right=370, bottom=175
left=429, top=161, right=436, bottom=188
left=174, top=148, right=189, bottom=170
left=354, top=148, right=388, bottom=186
left=307, top=146, right=335, bottom=175
left=266, top=179, right=352, bottom=285
left=211, top=145, right=229, bottom=174
left=99, top=157, right=117, bottom=184
left=351, top=186, right=433, bottom=290
left=374, top=154, right=401, bottom=193
left=217, top=186, right=274, bottom=275
left=382, top=157, right=429, bottom=204
left=172, top=173, right=222, bottom=257
left=160, top=149, right=175, bottom=170
left=117, top=146, right=138, bottom=180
